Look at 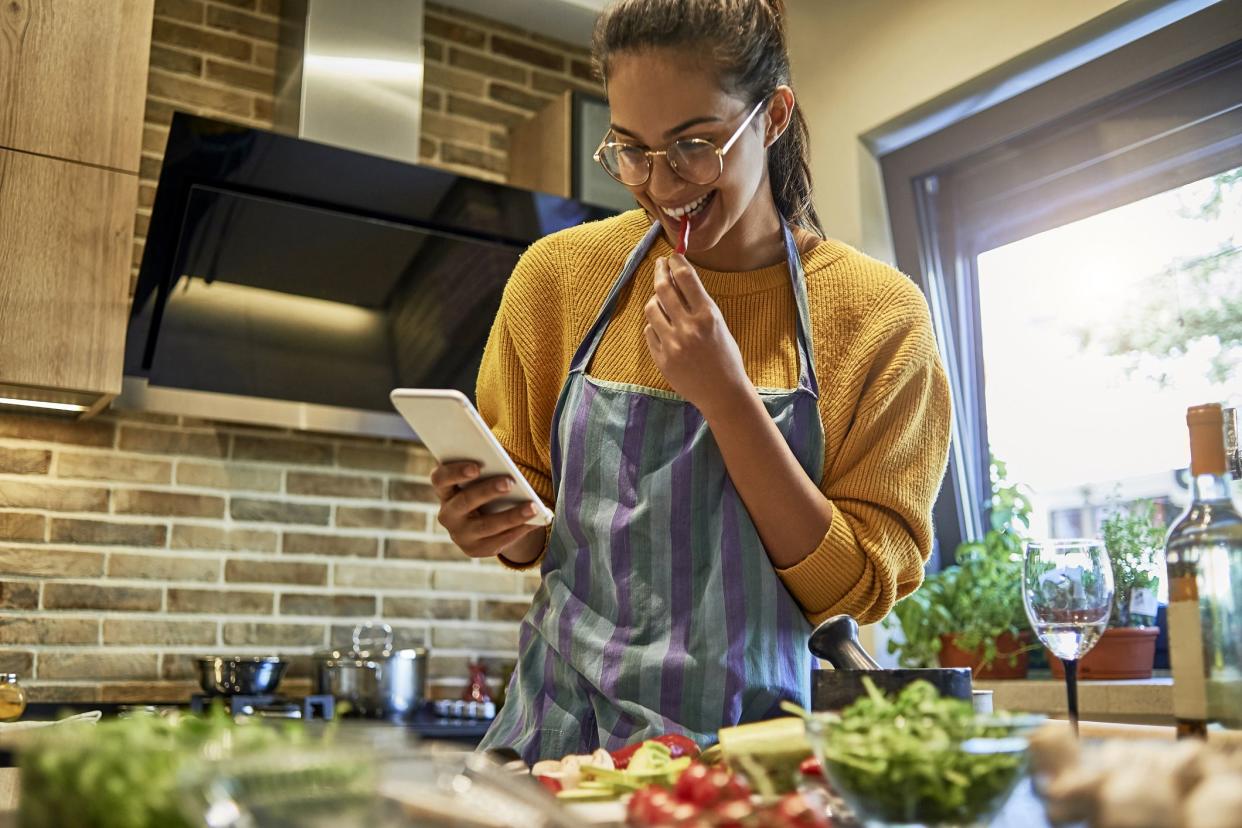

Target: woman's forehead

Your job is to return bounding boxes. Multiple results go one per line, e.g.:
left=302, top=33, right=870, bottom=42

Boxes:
left=605, top=50, right=740, bottom=140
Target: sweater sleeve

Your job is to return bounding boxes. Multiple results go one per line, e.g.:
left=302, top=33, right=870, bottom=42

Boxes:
left=776, top=279, right=952, bottom=625
left=475, top=241, right=567, bottom=571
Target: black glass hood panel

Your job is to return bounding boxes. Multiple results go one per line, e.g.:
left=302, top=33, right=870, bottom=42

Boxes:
left=127, top=113, right=614, bottom=414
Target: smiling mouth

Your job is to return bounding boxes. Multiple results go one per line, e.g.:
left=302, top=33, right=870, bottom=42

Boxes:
left=659, top=191, right=715, bottom=220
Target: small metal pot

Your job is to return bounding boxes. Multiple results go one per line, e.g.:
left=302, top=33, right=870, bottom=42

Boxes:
left=196, top=656, right=287, bottom=696
left=314, top=623, right=427, bottom=719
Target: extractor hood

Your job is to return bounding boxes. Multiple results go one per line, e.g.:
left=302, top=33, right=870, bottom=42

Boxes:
left=120, top=114, right=614, bottom=438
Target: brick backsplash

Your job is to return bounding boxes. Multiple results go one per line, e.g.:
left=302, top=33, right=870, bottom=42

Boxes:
left=74, top=0, right=603, bottom=704
left=132, top=0, right=604, bottom=283
left=0, top=411, right=538, bottom=703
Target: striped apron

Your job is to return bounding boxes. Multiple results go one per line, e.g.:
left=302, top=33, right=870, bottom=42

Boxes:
left=479, top=218, right=825, bottom=763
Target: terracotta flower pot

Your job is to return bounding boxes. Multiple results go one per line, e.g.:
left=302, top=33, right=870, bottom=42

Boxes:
left=1048, top=626, right=1158, bottom=680
left=937, top=632, right=1030, bottom=679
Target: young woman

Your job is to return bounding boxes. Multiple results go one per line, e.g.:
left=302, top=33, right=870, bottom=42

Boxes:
left=430, top=0, right=951, bottom=762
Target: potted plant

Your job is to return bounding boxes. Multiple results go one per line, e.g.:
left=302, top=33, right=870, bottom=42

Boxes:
left=1048, top=499, right=1163, bottom=680
left=887, top=458, right=1035, bottom=679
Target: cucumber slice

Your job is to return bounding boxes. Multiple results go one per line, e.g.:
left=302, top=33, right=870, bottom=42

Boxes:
left=556, top=788, right=619, bottom=802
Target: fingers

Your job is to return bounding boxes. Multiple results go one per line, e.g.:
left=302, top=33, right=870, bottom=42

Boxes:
left=445, top=475, right=517, bottom=520
left=667, top=254, right=710, bottom=309
left=430, top=461, right=480, bottom=500
left=464, top=520, right=543, bottom=559
left=644, top=294, right=675, bottom=340
left=654, top=257, right=692, bottom=314
left=453, top=502, right=540, bottom=555
left=643, top=323, right=662, bottom=354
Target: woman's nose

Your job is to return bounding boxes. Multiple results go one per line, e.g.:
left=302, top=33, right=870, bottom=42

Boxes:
left=645, top=154, right=685, bottom=202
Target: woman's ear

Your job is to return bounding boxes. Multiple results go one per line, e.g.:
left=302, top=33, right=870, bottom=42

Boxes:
left=764, top=86, right=796, bottom=147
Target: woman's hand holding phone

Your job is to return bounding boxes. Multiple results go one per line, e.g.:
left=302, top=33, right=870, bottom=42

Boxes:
left=431, top=461, right=545, bottom=559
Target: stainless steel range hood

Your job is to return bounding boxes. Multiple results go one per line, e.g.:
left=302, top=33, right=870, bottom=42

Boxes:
left=275, top=0, right=425, bottom=164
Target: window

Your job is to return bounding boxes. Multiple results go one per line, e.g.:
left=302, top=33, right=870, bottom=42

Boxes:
left=879, top=4, right=1242, bottom=561
left=977, top=166, right=1241, bottom=541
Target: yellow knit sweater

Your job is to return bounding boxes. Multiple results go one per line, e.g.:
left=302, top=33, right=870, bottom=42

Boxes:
left=476, top=209, right=951, bottom=625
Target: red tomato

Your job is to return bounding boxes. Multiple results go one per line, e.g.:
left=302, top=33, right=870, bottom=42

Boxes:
left=535, top=775, right=562, bottom=795
left=772, top=792, right=832, bottom=828
left=798, top=756, right=823, bottom=778
left=710, top=767, right=751, bottom=804
left=710, top=797, right=756, bottom=827
left=628, top=786, right=679, bottom=826
left=670, top=764, right=749, bottom=810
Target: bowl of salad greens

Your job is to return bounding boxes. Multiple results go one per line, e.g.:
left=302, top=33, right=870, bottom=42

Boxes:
left=803, top=679, right=1038, bottom=827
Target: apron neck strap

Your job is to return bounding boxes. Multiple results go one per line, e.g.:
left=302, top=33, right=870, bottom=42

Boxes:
left=570, top=217, right=819, bottom=396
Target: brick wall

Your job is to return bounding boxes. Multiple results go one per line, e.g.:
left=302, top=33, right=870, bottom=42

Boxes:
left=1, top=411, right=538, bottom=702
left=418, top=2, right=602, bottom=180
left=61, top=1, right=604, bottom=703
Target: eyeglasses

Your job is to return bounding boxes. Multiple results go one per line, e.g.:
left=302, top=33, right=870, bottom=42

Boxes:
left=593, top=99, right=766, bottom=187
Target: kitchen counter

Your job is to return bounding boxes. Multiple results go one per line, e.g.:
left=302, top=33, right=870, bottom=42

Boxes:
left=0, top=702, right=492, bottom=768
left=977, top=672, right=1173, bottom=725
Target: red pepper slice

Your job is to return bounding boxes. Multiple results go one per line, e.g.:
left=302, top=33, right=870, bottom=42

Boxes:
left=535, top=775, right=562, bottom=795
left=609, top=741, right=643, bottom=771
left=609, top=734, right=702, bottom=770
left=652, top=734, right=701, bottom=760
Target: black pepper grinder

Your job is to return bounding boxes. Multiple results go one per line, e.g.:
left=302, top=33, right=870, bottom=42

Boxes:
left=808, top=614, right=882, bottom=670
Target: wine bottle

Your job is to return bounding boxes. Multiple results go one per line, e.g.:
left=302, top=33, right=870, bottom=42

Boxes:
left=1165, top=403, right=1242, bottom=737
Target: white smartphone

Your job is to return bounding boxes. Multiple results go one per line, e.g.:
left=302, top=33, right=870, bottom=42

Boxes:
left=389, top=388, right=554, bottom=527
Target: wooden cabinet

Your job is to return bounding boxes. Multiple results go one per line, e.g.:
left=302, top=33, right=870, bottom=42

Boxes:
left=0, top=0, right=151, bottom=412
left=509, top=92, right=573, bottom=197
left=0, top=147, right=134, bottom=400
left=508, top=90, right=633, bottom=212
left=0, top=0, right=153, bottom=172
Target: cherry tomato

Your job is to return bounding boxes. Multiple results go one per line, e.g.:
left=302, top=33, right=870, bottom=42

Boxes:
left=672, top=763, right=711, bottom=803
left=798, top=756, right=823, bottom=778
left=628, top=786, right=678, bottom=825
left=710, top=797, right=756, bottom=827
left=710, top=767, right=751, bottom=804
left=772, top=792, right=832, bottom=828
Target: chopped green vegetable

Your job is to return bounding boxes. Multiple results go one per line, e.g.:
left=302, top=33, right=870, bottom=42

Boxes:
left=717, top=716, right=811, bottom=796
left=17, top=706, right=371, bottom=828
left=558, top=741, right=692, bottom=801
left=809, top=678, right=1032, bottom=824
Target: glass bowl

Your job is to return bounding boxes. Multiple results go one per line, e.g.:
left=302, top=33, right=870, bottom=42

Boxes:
left=803, top=713, right=1038, bottom=827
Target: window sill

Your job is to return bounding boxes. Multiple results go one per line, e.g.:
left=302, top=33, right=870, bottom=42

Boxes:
left=975, top=670, right=1172, bottom=724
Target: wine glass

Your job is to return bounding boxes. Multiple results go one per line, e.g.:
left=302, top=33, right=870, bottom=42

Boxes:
left=1022, top=539, right=1114, bottom=734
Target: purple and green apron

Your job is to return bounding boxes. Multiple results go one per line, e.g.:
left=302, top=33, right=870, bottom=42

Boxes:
left=479, top=218, right=825, bottom=762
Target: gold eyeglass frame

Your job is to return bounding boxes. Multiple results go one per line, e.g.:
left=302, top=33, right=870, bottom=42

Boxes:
left=593, top=99, right=767, bottom=187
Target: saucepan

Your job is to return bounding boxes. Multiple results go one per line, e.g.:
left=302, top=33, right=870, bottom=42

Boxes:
left=314, top=622, right=428, bottom=719
left=195, top=655, right=288, bottom=696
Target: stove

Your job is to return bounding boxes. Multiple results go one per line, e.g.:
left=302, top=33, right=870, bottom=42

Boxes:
left=190, top=693, right=335, bottom=720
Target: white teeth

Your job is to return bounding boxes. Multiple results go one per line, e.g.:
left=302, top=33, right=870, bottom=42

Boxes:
left=661, top=192, right=711, bottom=218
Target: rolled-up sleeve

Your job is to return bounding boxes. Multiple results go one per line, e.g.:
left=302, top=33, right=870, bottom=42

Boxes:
left=777, top=282, right=951, bottom=625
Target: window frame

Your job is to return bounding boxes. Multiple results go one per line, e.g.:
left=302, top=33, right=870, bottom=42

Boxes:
left=879, top=1, right=1242, bottom=562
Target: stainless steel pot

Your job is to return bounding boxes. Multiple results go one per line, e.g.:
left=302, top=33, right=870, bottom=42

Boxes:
left=314, top=623, right=427, bottom=719
left=196, top=656, right=287, bottom=696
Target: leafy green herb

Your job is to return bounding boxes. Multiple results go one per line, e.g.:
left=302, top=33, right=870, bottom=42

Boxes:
left=809, top=679, right=1030, bottom=825
left=1099, top=498, right=1164, bottom=627
left=886, top=456, right=1034, bottom=670
left=18, top=706, right=369, bottom=828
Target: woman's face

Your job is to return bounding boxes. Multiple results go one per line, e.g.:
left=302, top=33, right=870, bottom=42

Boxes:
left=604, top=49, right=776, bottom=255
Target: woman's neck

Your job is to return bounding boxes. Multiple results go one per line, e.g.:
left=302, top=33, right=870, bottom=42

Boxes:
left=686, top=190, right=800, bottom=272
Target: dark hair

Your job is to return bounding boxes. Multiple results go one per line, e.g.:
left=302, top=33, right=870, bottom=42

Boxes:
left=592, top=0, right=824, bottom=238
